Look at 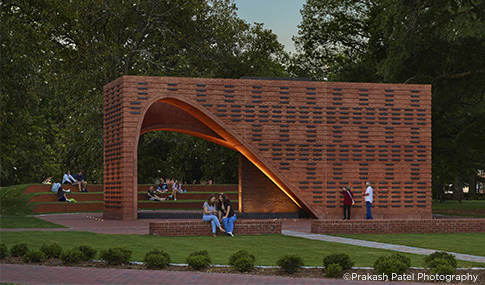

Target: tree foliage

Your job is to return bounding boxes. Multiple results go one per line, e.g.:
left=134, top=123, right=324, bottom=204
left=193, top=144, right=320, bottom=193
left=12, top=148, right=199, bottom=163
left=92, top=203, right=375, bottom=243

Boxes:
left=1, top=0, right=288, bottom=186
left=293, top=0, right=485, bottom=192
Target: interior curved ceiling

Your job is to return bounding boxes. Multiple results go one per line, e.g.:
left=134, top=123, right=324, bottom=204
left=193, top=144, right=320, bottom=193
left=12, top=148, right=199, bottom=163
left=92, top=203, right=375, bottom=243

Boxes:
left=139, top=98, right=318, bottom=218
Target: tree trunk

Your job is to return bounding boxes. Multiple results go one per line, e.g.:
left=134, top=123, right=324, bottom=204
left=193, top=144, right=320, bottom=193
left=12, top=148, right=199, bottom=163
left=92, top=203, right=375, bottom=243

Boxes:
left=469, top=174, right=477, bottom=199
left=453, top=176, right=464, bottom=203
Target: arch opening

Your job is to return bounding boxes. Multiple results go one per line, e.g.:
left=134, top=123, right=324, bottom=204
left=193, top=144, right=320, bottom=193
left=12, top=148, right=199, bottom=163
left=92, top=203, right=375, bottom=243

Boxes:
left=133, top=97, right=317, bottom=218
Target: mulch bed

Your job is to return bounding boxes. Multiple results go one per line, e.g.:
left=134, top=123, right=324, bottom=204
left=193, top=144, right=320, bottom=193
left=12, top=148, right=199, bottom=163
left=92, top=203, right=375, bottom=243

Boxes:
left=2, top=257, right=484, bottom=283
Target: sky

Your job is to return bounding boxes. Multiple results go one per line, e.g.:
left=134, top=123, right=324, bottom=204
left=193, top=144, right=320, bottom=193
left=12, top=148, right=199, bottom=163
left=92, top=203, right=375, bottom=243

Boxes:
left=233, top=0, right=306, bottom=54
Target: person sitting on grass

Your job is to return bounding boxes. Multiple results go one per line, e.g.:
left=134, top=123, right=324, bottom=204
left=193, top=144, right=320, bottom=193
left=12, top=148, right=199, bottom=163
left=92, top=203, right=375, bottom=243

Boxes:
left=148, top=186, right=167, bottom=201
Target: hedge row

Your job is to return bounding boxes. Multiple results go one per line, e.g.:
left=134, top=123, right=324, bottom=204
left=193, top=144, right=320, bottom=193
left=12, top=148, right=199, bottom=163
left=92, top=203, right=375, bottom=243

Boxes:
left=1, top=243, right=458, bottom=277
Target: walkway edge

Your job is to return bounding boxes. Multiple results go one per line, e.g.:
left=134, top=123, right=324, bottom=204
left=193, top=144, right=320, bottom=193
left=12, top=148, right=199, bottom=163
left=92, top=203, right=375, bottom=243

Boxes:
left=282, top=230, right=485, bottom=264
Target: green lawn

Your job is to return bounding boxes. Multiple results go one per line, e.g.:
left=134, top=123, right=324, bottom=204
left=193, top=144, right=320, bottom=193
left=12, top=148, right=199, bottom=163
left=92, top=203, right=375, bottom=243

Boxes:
left=332, top=233, right=485, bottom=257
left=432, top=200, right=485, bottom=209
left=0, top=216, right=66, bottom=228
left=0, top=184, right=65, bottom=228
left=0, top=184, right=35, bottom=216
left=432, top=200, right=485, bottom=218
left=2, top=231, right=483, bottom=268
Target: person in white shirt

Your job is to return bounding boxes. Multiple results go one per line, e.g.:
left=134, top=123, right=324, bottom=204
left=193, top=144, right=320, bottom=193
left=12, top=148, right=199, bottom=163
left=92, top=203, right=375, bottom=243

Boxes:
left=62, top=171, right=76, bottom=184
left=364, top=182, right=373, bottom=219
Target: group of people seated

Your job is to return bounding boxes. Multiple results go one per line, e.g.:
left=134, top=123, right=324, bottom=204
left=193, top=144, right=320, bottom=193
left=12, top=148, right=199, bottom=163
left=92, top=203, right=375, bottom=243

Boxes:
left=62, top=170, right=88, bottom=192
left=50, top=170, right=88, bottom=202
left=50, top=179, right=75, bottom=203
left=202, top=193, right=236, bottom=237
left=147, top=178, right=186, bottom=201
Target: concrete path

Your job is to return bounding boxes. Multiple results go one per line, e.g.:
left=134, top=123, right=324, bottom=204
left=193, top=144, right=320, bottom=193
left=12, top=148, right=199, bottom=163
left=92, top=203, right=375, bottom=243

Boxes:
left=283, top=230, right=485, bottom=264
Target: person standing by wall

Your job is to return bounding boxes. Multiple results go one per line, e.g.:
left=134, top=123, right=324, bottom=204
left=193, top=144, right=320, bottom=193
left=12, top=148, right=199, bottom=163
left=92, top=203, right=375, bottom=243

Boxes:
left=341, top=186, right=354, bottom=220
left=364, top=182, right=373, bottom=219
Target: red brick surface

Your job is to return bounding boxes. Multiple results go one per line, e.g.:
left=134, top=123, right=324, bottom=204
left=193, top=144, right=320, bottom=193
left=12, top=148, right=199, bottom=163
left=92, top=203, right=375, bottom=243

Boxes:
left=311, top=219, right=485, bottom=234
left=149, top=219, right=282, bottom=236
left=104, top=76, right=432, bottom=220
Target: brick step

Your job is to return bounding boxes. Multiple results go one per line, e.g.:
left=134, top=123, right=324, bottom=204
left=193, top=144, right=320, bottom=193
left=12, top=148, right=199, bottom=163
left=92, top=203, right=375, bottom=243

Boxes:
left=28, top=192, right=238, bottom=203
left=29, top=193, right=104, bottom=203
left=31, top=202, right=104, bottom=213
left=24, top=184, right=237, bottom=194
left=137, top=185, right=237, bottom=193
left=31, top=200, right=239, bottom=213
left=24, top=185, right=103, bottom=193
left=139, top=201, right=239, bottom=211
left=138, top=192, right=237, bottom=201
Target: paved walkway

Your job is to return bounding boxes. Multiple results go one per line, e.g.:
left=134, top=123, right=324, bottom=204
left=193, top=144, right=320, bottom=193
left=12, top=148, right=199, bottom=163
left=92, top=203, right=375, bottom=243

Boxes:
left=1, top=264, right=391, bottom=285
left=282, top=230, right=485, bottom=264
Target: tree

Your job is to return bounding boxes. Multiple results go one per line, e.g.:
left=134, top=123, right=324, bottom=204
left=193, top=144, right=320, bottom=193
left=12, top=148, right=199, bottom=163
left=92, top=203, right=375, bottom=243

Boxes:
left=1, top=0, right=288, bottom=186
left=293, top=0, right=485, bottom=193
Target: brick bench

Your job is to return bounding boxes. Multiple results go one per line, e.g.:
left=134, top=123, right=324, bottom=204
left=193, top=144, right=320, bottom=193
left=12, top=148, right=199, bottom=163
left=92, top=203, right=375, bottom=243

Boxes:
left=149, top=219, right=282, bottom=236
left=311, top=219, right=485, bottom=234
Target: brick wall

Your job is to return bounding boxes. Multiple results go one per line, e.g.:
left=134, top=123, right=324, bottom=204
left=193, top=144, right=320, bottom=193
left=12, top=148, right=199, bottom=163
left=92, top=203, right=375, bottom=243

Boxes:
left=149, top=219, right=282, bottom=236
left=239, top=155, right=300, bottom=213
left=104, top=76, right=432, bottom=220
left=311, top=219, right=485, bottom=234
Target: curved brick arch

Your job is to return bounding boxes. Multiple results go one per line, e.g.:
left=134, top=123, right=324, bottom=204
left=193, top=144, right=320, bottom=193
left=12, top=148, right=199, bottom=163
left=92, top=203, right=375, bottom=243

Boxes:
left=103, top=76, right=432, bottom=220
left=133, top=95, right=319, bottom=219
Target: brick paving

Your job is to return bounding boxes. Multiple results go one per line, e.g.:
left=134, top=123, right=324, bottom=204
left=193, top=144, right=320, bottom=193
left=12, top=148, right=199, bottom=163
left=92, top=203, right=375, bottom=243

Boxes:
left=1, top=264, right=423, bottom=284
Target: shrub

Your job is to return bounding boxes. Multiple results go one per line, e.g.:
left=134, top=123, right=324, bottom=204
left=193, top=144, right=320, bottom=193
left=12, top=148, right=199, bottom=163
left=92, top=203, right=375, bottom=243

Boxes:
left=429, top=259, right=456, bottom=276
left=186, top=250, right=211, bottom=270
left=145, top=249, right=171, bottom=264
left=0, top=243, right=8, bottom=259
left=325, top=263, right=343, bottom=278
left=373, top=253, right=411, bottom=276
left=229, top=250, right=256, bottom=272
left=229, top=249, right=255, bottom=265
left=188, top=250, right=209, bottom=258
left=40, top=242, right=63, bottom=259
left=75, top=245, right=97, bottom=261
left=144, top=249, right=171, bottom=269
left=276, top=254, right=304, bottom=274
left=23, top=250, right=45, bottom=263
left=60, top=248, right=83, bottom=264
left=186, top=255, right=211, bottom=270
left=100, top=247, right=133, bottom=265
left=232, top=256, right=255, bottom=272
left=424, top=251, right=457, bottom=269
left=10, top=243, right=29, bottom=257
left=323, top=253, right=354, bottom=270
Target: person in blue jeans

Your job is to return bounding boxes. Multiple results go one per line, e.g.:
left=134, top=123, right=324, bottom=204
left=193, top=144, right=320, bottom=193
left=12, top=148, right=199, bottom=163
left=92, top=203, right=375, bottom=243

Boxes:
left=202, top=194, right=226, bottom=237
left=364, top=181, right=374, bottom=219
left=217, top=193, right=236, bottom=237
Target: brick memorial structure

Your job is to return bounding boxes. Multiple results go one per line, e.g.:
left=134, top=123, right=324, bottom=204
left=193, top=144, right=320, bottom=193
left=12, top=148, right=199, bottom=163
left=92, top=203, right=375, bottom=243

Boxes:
left=103, top=76, right=431, bottom=221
